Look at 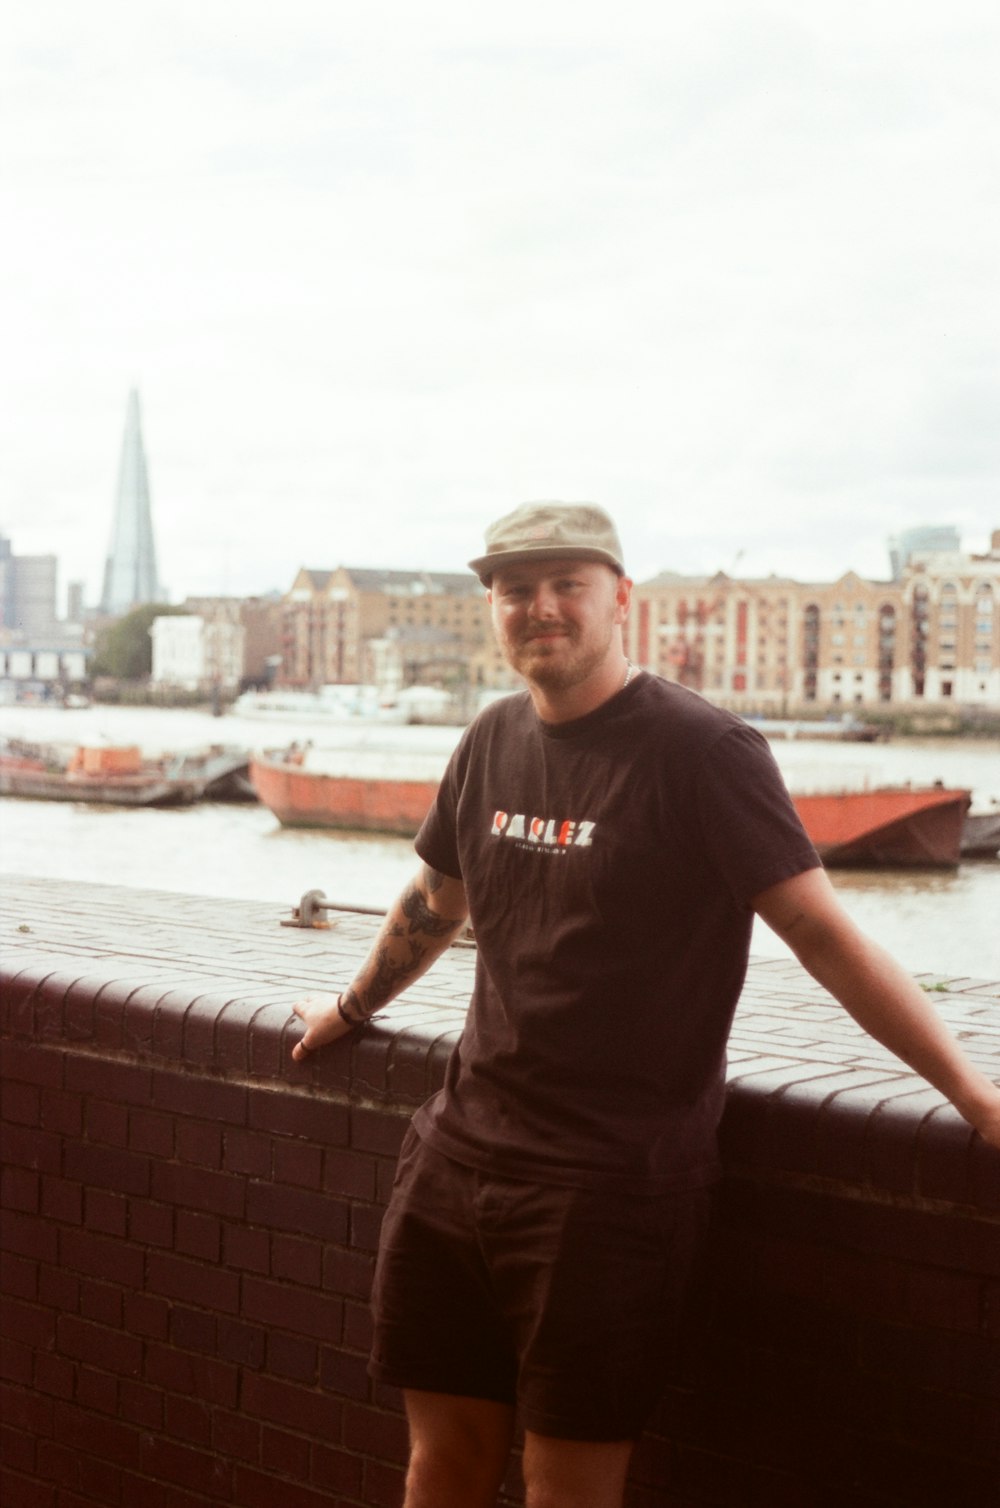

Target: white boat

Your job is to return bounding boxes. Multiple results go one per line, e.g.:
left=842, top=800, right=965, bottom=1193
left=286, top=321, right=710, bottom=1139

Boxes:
left=233, top=685, right=409, bottom=723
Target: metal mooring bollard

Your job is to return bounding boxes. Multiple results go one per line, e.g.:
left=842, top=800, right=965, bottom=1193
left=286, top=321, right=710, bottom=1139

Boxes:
left=281, top=890, right=352, bottom=928
left=281, top=889, right=476, bottom=946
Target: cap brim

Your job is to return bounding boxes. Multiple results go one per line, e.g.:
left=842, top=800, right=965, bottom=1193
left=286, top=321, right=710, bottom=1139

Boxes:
left=467, top=545, right=625, bottom=584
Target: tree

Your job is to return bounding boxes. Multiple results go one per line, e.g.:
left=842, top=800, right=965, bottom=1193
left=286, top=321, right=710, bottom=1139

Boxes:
left=91, top=604, right=187, bottom=680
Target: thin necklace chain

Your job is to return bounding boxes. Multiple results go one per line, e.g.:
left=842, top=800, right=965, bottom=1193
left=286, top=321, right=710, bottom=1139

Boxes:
left=623, top=659, right=636, bottom=689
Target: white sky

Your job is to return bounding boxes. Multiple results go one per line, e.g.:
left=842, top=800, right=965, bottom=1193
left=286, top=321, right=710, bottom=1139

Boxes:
left=2, top=0, right=998, bottom=610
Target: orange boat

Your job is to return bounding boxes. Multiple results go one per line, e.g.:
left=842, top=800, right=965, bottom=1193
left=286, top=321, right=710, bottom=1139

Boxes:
left=250, top=751, right=441, bottom=836
left=0, top=742, right=201, bottom=808
left=251, top=748, right=973, bottom=868
left=792, top=786, right=972, bottom=868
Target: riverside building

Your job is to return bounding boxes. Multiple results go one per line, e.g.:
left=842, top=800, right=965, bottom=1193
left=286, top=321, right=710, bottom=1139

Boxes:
left=279, top=566, right=516, bottom=695
left=149, top=596, right=283, bottom=694
left=276, top=532, right=998, bottom=712
left=626, top=531, right=1000, bottom=710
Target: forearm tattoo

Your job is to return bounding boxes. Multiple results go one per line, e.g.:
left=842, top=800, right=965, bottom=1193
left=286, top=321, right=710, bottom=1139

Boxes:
left=346, top=872, right=465, bottom=1018
left=401, top=879, right=462, bottom=938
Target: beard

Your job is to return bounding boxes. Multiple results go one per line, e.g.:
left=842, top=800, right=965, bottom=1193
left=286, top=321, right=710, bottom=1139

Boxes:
left=504, top=620, right=616, bottom=692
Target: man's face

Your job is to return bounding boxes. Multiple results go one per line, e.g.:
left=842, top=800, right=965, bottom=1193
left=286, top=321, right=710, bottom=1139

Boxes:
left=488, top=558, right=631, bottom=693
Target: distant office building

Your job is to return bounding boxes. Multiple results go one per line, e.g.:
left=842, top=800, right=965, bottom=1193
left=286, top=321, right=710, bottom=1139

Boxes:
left=66, top=581, right=85, bottom=623
left=0, top=533, right=58, bottom=637
left=0, top=536, right=11, bottom=626
left=100, top=388, right=161, bottom=615
left=888, top=525, right=960, bottom=580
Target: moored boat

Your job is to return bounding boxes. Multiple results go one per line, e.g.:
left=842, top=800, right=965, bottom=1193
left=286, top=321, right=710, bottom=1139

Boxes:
left=234, top=685, right=409, bottom=724
left=744, top=715, right=885, bottom=742
left=174, top=745, right=255, bottom=801
left=0, top=741, right=202, bottom=808
left=250, top=749, right=444, bottom=835
left=250, top=743, right=976, bottom=868
left=961, top=805, right=1000, bottom=860
left=791, top=786, right=972, bottom=868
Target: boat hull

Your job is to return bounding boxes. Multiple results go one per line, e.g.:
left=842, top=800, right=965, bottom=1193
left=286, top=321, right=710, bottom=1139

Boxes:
left=0, top=768, right=200, bottom=807
left=792, top=788, right=971, bottom=868
left=250, top=755, right=975, bottom=865
left=250, top=755, right=439, bottom=836
left=961, top=811, right=1000, bottom=859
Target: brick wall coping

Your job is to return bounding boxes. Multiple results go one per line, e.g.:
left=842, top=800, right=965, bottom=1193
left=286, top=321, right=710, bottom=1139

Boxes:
left=2, top=875, right=998, bottom=1214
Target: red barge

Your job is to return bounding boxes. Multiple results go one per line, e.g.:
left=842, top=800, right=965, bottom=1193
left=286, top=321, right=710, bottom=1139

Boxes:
left=791, top=786, right=971, bottom=868
left=0, top=742, right=201, bottom=808
left=250, top=752, right=442, bottom=836
left=252, top=751, right=974, bottom=868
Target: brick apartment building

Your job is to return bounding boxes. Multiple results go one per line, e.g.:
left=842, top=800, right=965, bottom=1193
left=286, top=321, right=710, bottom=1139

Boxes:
left=277, top=535, right=998, bottom=710
left=626, top=532, right=999, bottom=710
left=150, top=597, right=283, bottom=694
left=279, top=566, right=514, bottom=693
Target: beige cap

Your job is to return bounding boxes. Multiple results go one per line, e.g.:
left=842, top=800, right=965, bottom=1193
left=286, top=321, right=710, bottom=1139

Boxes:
left=468, top=501, right=625, bottom=584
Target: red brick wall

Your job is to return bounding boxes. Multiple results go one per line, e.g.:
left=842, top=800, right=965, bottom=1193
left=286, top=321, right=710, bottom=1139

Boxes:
left=1, top=1032, right=412, bottom=1508
left=635, top=1084, right=1000, bottom=1507
left=2, top=880, right=998, bottom=1506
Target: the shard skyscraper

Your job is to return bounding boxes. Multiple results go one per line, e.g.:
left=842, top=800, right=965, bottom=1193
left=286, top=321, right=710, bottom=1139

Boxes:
left=100, top=388, right=160, bottom=614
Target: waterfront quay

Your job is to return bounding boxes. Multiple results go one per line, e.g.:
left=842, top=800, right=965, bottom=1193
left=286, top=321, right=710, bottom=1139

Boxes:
left=2, top=876, right=998, bottom=1507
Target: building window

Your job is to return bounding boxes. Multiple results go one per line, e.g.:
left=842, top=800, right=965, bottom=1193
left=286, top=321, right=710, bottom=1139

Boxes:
left=877, top=602, right=896, bottom=702
left=911, top=585, right=929, bottom=696
left=802, top=603, right=820, bottom=701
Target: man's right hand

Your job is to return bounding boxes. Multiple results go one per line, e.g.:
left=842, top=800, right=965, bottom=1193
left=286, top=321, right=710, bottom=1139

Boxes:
left=288, top=863, right=468, bottom=1070
left=290, top=994, right=356, bottom=1062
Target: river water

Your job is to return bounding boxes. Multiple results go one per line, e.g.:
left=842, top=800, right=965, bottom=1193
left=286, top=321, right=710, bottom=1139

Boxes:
left=1, top=703, right=998, bottom=978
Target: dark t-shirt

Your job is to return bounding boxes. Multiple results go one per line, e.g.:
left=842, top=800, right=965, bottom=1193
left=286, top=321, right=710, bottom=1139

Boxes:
left=413, top=673, right=820, bottom=1193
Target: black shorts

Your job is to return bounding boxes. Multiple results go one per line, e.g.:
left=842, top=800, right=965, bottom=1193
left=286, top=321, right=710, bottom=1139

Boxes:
left=369, top=1127, right=713, bottom=1441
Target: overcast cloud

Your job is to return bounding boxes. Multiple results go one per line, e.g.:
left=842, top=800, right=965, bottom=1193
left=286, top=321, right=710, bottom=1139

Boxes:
left=1, top=0, right=997, bottom=609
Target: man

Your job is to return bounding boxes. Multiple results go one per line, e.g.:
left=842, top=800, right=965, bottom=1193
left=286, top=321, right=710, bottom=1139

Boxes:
left=292, top=502, right=1000, bottom=1508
